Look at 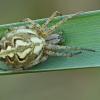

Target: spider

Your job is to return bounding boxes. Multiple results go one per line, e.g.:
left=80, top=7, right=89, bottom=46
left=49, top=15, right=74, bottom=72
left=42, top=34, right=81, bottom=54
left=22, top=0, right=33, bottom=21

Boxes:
left=0, top=11, right=95, bottom=71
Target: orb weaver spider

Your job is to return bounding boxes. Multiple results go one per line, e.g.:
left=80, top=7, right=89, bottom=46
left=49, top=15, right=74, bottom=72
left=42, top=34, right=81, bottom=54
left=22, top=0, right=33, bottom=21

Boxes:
left=0, top=11, right=95, bottom=71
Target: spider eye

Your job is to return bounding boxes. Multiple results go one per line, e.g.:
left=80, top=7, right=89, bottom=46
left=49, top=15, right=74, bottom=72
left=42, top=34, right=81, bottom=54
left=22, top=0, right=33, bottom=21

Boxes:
left=57, top=35, right=60, bottom=39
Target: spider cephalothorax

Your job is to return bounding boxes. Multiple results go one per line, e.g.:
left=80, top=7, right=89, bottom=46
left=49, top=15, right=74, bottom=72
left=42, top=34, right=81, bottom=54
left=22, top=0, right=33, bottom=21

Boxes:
left=0, top=11, right=95, bottom=71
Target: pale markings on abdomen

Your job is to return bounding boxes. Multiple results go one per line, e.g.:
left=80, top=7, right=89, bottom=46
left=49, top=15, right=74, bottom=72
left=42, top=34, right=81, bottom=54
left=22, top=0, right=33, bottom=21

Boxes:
left=30, top=37, right=43, bottom=43
left=0, top=48, right=15, bottom=58
left=15, top=40, right=31, bottom=48
left=17, top=48, right=31, bottom=59
left=34, top=44, right=43, bottom=55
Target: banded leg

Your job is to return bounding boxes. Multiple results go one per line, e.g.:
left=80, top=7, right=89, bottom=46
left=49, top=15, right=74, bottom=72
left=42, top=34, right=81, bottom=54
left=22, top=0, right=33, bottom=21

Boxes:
left=45, top=44, right=95, bottom=52
left=23, top=18, right=40, bottom=29
left=38, top=11, right=62, bottom=33
left=24, top=55, right=49, bottom=69
left=0, top=27, right=19, bottom=40
left=41, top=12, right=82, bottom=37
left=44, top=50, right=82, bottom=57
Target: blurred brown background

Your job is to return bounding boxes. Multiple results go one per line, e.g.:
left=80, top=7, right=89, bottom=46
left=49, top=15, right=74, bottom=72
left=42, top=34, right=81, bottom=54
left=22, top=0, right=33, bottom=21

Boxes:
left=0, top=0, right=100, bottom=100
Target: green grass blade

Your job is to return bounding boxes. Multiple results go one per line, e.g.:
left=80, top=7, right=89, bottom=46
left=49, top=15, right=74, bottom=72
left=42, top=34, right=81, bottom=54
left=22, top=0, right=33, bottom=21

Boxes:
left=0, top=10, right=100, bottom=75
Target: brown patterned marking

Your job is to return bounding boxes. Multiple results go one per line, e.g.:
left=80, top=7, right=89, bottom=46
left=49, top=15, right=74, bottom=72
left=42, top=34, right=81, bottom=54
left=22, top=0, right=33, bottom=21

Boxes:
left=5, top=42, right=12, bottom=49
left=17, top=54, right=25, bottom=61
left=6, top=56, right=14, bottom=62
left=13, top=38, right=23, bottom=46
left=3, top=56, right=11, bottom=62
left=0, top=45, right=4, bottom=51
left=0, top=58, right=5, bottom=62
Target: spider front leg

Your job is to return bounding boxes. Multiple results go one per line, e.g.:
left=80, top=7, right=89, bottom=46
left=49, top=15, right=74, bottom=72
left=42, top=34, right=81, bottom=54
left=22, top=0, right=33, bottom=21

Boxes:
left=41, top=12, right=82, bottom=37
left=38, top=11, right=62, bottom=33
left=23, top=18, right=41, bottom=30
left=45, top=44, right=95, bottom=52
left=44, top=50, right=82, bottom=57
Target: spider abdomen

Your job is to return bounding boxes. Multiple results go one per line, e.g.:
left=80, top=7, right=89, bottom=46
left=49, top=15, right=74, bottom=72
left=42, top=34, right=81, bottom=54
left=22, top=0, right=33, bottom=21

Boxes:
left=0, top=29, right=45, bottom=68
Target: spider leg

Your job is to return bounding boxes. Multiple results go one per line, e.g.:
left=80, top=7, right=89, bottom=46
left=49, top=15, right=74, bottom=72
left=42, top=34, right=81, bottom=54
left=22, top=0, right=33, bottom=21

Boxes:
left=45, top=44, right=95, bottom=52
left=0, top=27, right=20, bottom=40
left=0, top=67, right=23, bottom=72
left=57, top=30, right=64, bottom=34
left=23, top=18, right=41, bottom=29
left=38, top=11, right=61, bottom=33
left=0, top=67, right=12, bottom=71
left=41, top=12, right=82, bottom=37
left=44, top=50, right=82, bottom=57
left=23, top=55, right=49, bottom=69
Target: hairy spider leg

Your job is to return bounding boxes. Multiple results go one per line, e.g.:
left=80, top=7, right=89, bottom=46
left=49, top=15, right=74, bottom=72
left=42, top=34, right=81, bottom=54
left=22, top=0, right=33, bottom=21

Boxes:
left=38, top=11, right=62, bottom=32
left=44, top=50, right=82, bottom=57
left=45, top=44, right=95, bottom=52
left=24, top=55, right=49, bottom=69
left=41, top=11, right=82, bottom=37
left=23, top=18, right=41, bottom=29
